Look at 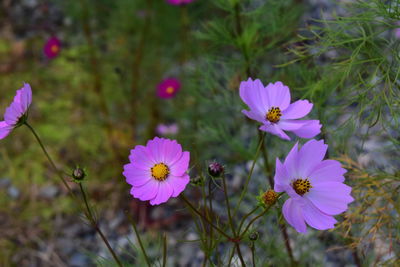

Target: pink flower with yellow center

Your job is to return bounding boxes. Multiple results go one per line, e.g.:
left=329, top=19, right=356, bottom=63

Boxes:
left=44, top=37, right=61, bottom=59
left=240, top=78, right=321, bottom=140
left=166, top=0, right=195, bottom=5
left=123, top=137, right=190, bottom=205
left=274, top=139, right=353, bottom=233
left=0, top=83, right=32, bottom=140
left=157, top=78, right=181, bottom=99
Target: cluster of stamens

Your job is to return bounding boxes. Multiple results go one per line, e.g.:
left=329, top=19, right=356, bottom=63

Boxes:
left=266, top=106, right=282, bottom=123
left=292, top=178, right=312, bottom=196
left=151, top=163, right=170, bottom=181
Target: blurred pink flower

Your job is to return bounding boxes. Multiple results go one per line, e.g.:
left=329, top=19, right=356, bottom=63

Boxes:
left=123, top=137, right=190, bottom=205
left=43, top=37, right=61, bottom=59
left=166, top=0, right=195, bottom=5
left=395, top=21, right=400, bottom=39
left=0, top=83, right=32, bottom=140
left=156, top=123, right=179, bottom=136
left=240, top=78, right=321, bottom=140
left=274, top=139, right=353, bottom=233
left=157, top=78, right=181, bottom=99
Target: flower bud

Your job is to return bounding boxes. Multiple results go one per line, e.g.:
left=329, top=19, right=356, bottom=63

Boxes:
left=208, top=162, right=224, bottom=177
left=260, top=190, right=278, bottom=206
left=72, top=167, right=86, bottom=182
left=249, top=231, right=259, bottom=241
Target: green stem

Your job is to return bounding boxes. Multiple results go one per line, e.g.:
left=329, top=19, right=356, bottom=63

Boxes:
left=180, top=194, right=232, bottom=240
left=233, top=132, right=265, bottom=218
left=24, top=122, right=73, bottom=195
left=237, top=206, right=259, bottom=234
left=126, top=211, right=152, bottom=267
left=251, top=242, right=256, bottom=267
left=222, top=174, right=236, bottom=236
left=235, top=243, right=246, bottom=266
left=162, top=233, right=167, bottom=267
left=259, top=131, right=273, bottom=186
left=80, top=184, right=123, bottom=267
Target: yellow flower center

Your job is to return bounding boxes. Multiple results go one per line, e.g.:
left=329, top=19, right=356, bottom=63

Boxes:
left=292, top=178, right=312, bottom=196
left=50, top=45, right=59, bottom=53
left=166, top=86, right=175, bottom=94
left=266, top=106, right=282, bottom=123
left=151, top=163, right=170, bottom=181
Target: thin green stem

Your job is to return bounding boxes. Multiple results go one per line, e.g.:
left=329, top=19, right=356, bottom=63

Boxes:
left=251, top=242, right=256, bottom=267
left=259, top=131, right=273, bottom=187
left=126, top=211, right=152, bottom=267
left=233, top=132, right=265, bottom=218
left=24, top=122, right=73, bottom=195
left=221, top=175, right=236, bottom=236
left=235, top=243, right=246, bottom=266
left=237, top=206, right=260, bottom=234
left=79, top=184, right=123, bottom=267
left=228, top=245, right=236, bottom=265
left=162, top=233, right=167, bottom=267
left=180, top=194, right=232, bottom=240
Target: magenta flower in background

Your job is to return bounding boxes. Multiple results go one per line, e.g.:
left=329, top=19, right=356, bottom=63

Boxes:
left=156, top=123, right=179, bottom=136
left=166, top=0, right=195, bottom=5
left=43, top=37, right=61, bottom=59
left=274, top=139, right=353, bottom=233
left=0, top=83, right=32, bottom=140
left=157, top=78, right=181, bottom=99
left=123, top=137, right=190, bottom=205
left=395, top=21, right=400, bottom=39
left=240, top=78, right=321, bottom=140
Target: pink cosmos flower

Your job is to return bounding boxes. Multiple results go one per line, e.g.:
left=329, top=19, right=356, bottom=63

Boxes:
left=156, top=123, right=179, bottom=136
left=395, top=21, right=400, bottom=39
left=123, top=137, right=190, bottom=205
left=240, top=78, right=321, bottom=140
left=166, top=0, right=195, bottom=5
left=43, top=37, right=61, bottom=59
left=274, top=139, right=353, bottom=233
left=157, top=78, right=181, bottom=99
left=0, top=83, right=32, bottom=140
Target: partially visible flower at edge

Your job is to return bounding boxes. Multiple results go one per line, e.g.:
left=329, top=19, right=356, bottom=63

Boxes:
left=156, top=123, right=179, bottom=136
left=274, top=139, right=353, bottom=233
left=123, top=137, right=190, bottom=205
left=0, top=83, right=32, bottom=140
left=394, top=21, right=400, bottom=39
left=166, top=0, right=195, bottom=6
left=240, top=78, right=321, bottom=140
left=157, top=78, right=181, bottom=99
left=44, top=37, right=61, bottom=59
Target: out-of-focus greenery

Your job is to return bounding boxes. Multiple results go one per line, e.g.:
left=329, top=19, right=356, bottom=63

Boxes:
left=0, top=0, right=399, bottom=265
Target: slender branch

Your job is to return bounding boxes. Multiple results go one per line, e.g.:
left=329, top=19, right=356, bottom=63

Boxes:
left=126, top=211, right=152, bottom=267
left=162, top=233, right=167, bottom=267
left=259, top=131, right=273, bottom=187
left=233, top=132, right=265, bottom=218
left=250, top=242, right=256, bottom=267
left=237, top=206, right=259, bottom=234
left=80, top=184, right=123, bottom=267
left=235, top=243, right=246, bottom=266
left=180, top=194, right=232, bottom=240
left=221, top=174, right=236, bottom=236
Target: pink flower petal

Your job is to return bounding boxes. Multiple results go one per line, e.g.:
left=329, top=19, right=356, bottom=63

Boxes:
left=0, top=121, right=13, bottom=140
left=278, top=120, right=307, bottom=131
left=161, top=138, right=183, bottom=165
left=128, top=145, right=156, bottom=170
left=170, top=151, right=190, bottom=176
left=259, top=123, right=290, bottom=140
left=291, top=120, right=321, bottom=139
left=4, top=102, right=22, bottom=125
left=147, top=137, right=165, bottom=162
left=283, top=142, right=299, bottom=179
left=308, top=160, right=346, bottom=183
left=242, top=110, right=265, bottom=124
left=239, top=78, right=268, bottom=115
left=130, top=179, right=159, bottom=201
left=302, top=199, right=337, bottom=230
left=306, top=182, right=353, bottom=215
left=150, top=181, right=174, bottom=205
left=282, top=198, right=307, bottom=233
left=274, top=158, right=291, bottom=192
left=265, top=81, right=291, bottom=110
left=297, top=139, right=327, bottom=178
left=123, top=164, right=152, bottom=187
left=281, top=100, right=313, bottom=119
left=168, top=174, right=190, bottom=197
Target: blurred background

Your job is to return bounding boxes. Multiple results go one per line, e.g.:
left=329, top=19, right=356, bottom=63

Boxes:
left=0, top=0, right=399, bottom=266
